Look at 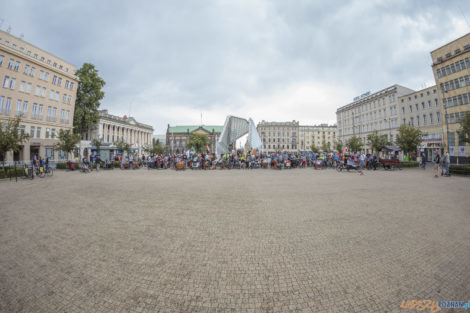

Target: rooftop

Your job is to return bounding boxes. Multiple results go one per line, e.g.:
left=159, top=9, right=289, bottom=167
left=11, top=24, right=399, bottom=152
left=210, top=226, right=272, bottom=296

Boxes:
left=168, top=125, right=224, bottom=133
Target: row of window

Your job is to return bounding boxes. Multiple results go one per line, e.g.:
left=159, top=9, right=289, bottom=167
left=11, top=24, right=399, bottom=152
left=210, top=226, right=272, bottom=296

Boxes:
left=264, top=145, right=297, bottom=150
left=403, top=98, right=439, bottom=113
left=445, top=111, right=470, bottom=125
left=3, top=75, right=73, bottom=105
left=0, top=37, right=70, bottom=73
left=447, top=131, right=468, bottom=147
left=402, top=112, right=441, bottom=127
left=263, top=138, right=297, bottom=143
left=443, top=92, right=470, bottom=108
left=0, top=55, right=74, bottom=91
left=0, top=97, right=70, bottom=123
left=436, top=57, right=470, bottom=78
left=351, top=95, right=396, bottom=115
left=400, top=90, right=437, bottom=103
left=439, top=75, right=470, bottom=93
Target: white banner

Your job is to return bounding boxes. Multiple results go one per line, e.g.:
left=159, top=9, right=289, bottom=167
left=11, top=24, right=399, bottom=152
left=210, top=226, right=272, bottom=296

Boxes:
left=449, top=146, right=455, bottom=156
left=458, top=146, right=466, bottom=156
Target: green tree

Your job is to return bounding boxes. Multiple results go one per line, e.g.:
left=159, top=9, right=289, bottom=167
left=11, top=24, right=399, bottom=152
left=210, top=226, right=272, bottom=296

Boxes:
left=54, top=129, right=81, bottom=160
left=73, top=63, right=106, bottom=134
left=115, top=138, right=131, bottom=157
left=0, top=117, right=29, bottom=164
left=321, top=141, right=331, bottom=153
left=310, top=143, right=319, bottom=153
left=335, top=141, right=343, bottom=153
left=187, top=133, right=210, bottom=153
left=458, top=112, right=470, bottom=144
left=346, top=136, right=363, bottom=153
left=395, top=124, right=422, bottom=158
left=144, top=138, right=164, bottom=155
left=367, top=130, right=390, bottom=155
left=91, top=137, right=103, bottom=156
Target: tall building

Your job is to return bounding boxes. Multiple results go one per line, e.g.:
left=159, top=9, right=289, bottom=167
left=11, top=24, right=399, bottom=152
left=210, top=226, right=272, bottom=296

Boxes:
left=299, top=124, right=337, bottom=151
left=397, top=85, right=442, bottom=161
left=0, top=30, right=79, bottom=161
left=256, top=120, right=299, bottom=152
left=431, top=33, right=470, bottom=161
left=336, top=84, right=415, bottom=153
left=166, top=125, right=223, bottom=154
left=81, top=110, right=154, bottom=160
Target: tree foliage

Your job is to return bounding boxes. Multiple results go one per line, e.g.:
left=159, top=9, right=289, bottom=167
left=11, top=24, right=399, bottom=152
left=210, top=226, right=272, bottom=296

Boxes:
left=335, top=141, right=343, bottom=153
left=187, top=133, right=210, bottom=153
left=91, top=137, right=103, bottom=155
left=346, top=136, right=363, bottom=153
left=0, top=117, right=29, bottom=161
left=310, top=143, right=319, bottom=153
left=321, top=141, right=331, bottom=153
left=458, top=112, right=470, bottom=144
left=367, top=130, right=390, bottom=155
left=54, top=129, right=80, bottom=160
left=73, top=63, right=106, bottom=134
left=115, top=138, right=130, bottom=156
left=395, top=124, right=423, bottom=156
left=144, top=139, right=164, bottom=155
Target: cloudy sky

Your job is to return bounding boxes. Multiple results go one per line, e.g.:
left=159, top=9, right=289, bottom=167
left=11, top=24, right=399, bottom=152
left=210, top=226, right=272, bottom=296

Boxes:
left=2, top=0, right=470, bottom=133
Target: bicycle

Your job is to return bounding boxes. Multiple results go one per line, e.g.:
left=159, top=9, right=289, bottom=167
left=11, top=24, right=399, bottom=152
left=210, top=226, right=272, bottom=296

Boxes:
left=23, top=165, right=34, bottom=180
left=35, top=166, right=45, bottom=178
left=45, top=165, right=53, bottom=177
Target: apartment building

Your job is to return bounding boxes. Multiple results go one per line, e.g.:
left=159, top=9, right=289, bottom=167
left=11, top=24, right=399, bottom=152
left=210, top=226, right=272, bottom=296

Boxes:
left=336, top=84, right=415, bottom=153
left=166, top=125, right=223, bottom=154
left=0, top=30, right=78, bottom=161
left=257, top=120, right=299, bottom=152
left=431, top=33, right=470, bottom=161
left=398, top=85, right=442, bottom=161
left=299, top=124, right=337, bottom=151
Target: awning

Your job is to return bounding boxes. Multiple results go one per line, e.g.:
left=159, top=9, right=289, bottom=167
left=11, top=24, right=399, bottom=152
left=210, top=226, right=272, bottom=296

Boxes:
left=382, top=145, right=401, bottom=152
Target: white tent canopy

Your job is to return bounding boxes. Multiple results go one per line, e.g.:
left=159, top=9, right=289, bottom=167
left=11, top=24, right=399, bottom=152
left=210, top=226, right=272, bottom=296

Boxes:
left=216, top=116, right=262, bottom=154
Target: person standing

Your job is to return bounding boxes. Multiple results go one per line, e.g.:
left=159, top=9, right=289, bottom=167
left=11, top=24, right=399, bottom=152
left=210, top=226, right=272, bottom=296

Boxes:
left=420, top=151, right=426, bottom=169
left=433, top=152, right=440, bottom=178
left=360, top=152, right=365, bottom=169
left=444, top=151, right=450, bottom=176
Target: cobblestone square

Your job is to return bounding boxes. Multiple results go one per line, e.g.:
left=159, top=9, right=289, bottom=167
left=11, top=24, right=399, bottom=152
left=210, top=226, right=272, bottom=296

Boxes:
left=0, top=168, right=469, bottom=312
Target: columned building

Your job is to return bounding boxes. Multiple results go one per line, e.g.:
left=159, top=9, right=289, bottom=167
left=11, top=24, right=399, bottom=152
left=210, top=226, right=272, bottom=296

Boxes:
left=299, top=124, right=337, bottom=152
left=398, top=85, right=442, bottom=161
left=81, top=110, right=153, bottom=160
left=166, top=125, right=223, bottom=154
left=256, top=120, right=299, bottom=152
left=0, top=30, right=78, bottom=162
left=431, top=33, right=470, bottom=162
left=336, top=84, right=415, bottom=154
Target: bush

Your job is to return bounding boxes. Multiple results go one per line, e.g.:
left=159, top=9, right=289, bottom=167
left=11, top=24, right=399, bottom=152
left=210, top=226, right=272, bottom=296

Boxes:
left=449, top=164, right=470, bottom=175
left=401, top=161, right=419, bottom=168
left=56, top=162, right=67, bottom=169
left=0, top=167, right=26, bottom=179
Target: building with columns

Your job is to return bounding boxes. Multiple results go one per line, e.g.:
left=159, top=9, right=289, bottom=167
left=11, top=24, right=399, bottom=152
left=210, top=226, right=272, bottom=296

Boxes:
left=166, top=125, right=223, bottom=154
left=81, top=109, right=153, bottom=160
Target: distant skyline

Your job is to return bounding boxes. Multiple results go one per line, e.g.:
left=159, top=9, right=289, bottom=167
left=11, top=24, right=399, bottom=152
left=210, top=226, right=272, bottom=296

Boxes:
left=2, top=0, right=470, bottom=133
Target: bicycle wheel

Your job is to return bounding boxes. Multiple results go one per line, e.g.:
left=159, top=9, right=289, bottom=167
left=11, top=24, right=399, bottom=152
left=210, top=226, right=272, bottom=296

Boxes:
left=37, top=167, right=45, bottom=178
left=46, top=167, right=54, bottom=176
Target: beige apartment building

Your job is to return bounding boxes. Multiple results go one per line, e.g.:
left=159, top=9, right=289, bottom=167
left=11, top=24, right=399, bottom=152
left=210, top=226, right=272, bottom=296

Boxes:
left=299, top=124, right=337, bottom=152
left=257, top=120, right=299, bottom=152
left=398, top=85, right=442, bottom=161
left=431, top=33, right=470, bottom=161
left=336, top=84, right=415, bottom=154
left=166, top=125, right=223, bottom=154
left=0, top=30, right=78, bottom=162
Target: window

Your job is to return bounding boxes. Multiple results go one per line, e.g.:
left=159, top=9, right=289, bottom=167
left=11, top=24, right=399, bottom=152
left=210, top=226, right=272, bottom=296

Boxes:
left=32, top=103, right=37, bottom=118
left=46, top=148, right=54, bottom=160
left=46, top=128, right=50, bottom=139
left=437, top=112, right=441, bottom=123
left=55, top=91, right=59, bottom=101
left=62, top=94, right=66, bottom=103
left=0, top=55, right=3, bottom=66
left=14, top=61, right=20, bottom=71
left=8, top=77, right=15, bottom=89
left=49, top=90, right=54, bottom=99
left=0, top=96, right=4, bottom=113
left=41, top=87, right=46, bottom=97
left=35, top=85, right=41, bottom=95
left=437, top=69, right=441, bottom=78
left=423, top=114, right=427, bottom=125
left=57, top=77, right=62, bottom=86
left=26, top=83, right=31, bottom=93
left=8, top=58, right=14, bottom=69
left=410, top=117, right=414, bottom=126
left=52, top=75, right=57, bottom=84
left=464, top=94, right=469, bottom=104
left=30, top=126, right=35, bottom=138
left=29, top=67, right=35, bottom=76
left=69, top=82, right=74, bottom=90
left=51, top=128, right=55, bottom=139
left=46, top=106, right=51, bottom=121
left=422, top=102, right=425, bottom=110
left=22, top=101, right=28, bottom=117
left=65, top=111, right=69, bottom=124
left=58, top=150, right=66, bottom=160
left=36, top=127, right=41, bottom=138
left=44, top=72, right=49, bottom=81
left=65, top=80, right=69, bottom=88
left=67, top=95, right=72, bottom=104
left=409, top=105, right=412, bottom=112
left=60, top=109, right=65, bottom=122
left=430, top=113, right=433, bottom=124
left=38, top=104, right=43, bottom=119
left=415, top=103, right=419, bottom=111
left=39, top=70, right=44, bottom=79
left=52, top=107, right=57, bottom=121
left=3, top=75, right=10, bottom=87
left=15, top=100, right=22, bottom=116
left=5, top=98, right=11, bottom=114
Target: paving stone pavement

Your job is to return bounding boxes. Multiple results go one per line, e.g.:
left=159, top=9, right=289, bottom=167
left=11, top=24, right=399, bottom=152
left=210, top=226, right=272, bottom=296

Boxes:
left=0, top=168, right=469, bottom=313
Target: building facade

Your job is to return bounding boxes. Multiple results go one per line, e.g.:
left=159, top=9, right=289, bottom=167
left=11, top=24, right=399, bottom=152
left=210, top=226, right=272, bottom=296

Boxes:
left=299, top=124, right=337, bottom=152
left=431, top=33, right=470, bottom=161
left=0, top=30, right=78, bottom=162
left=257, top=120, right=299, bottom=152
left=166, top=125, right=223, bottom=154
left=336, top=84, right=415, bottom=153
left=81, top=110, right=153, bottom=160
left=398, top=86, right=442, bottom=161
